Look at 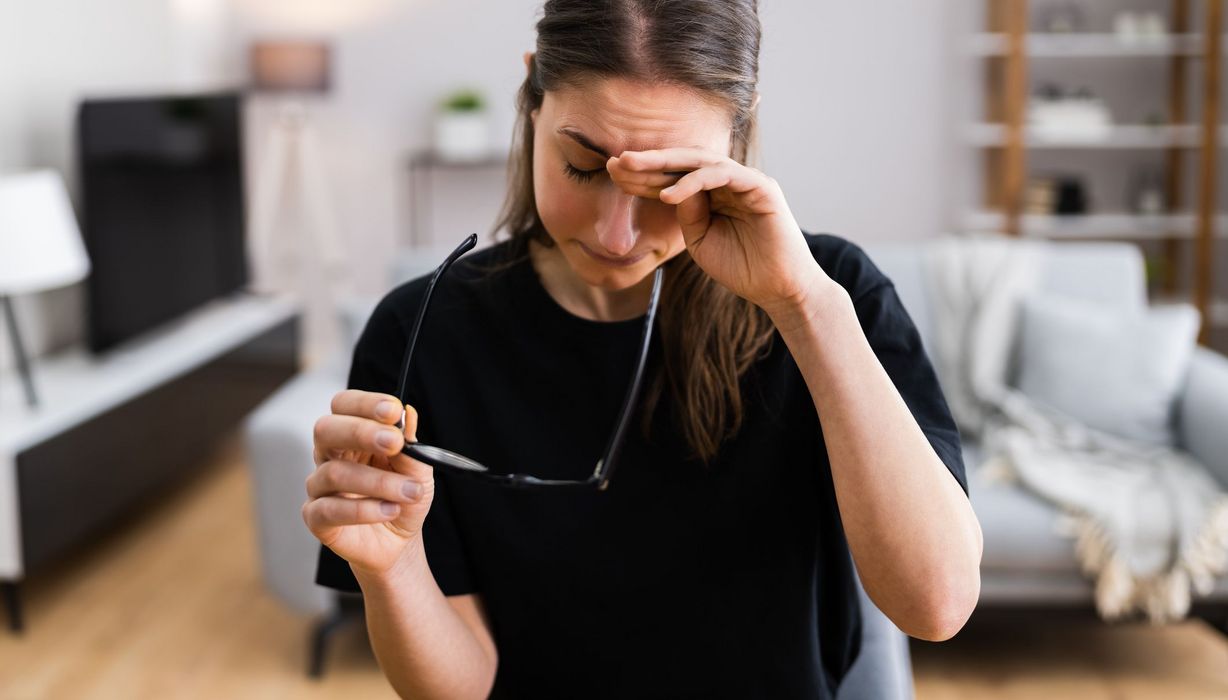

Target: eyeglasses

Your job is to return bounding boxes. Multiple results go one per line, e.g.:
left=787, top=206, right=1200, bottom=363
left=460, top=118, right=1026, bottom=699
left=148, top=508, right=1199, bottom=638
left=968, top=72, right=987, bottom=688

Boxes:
left=392, top=233, right=663, bottom=491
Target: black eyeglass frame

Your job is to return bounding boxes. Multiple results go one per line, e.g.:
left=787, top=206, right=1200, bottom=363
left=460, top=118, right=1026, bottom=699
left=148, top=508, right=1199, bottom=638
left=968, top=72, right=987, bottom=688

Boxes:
left=392, top=233, right=663, bottom=491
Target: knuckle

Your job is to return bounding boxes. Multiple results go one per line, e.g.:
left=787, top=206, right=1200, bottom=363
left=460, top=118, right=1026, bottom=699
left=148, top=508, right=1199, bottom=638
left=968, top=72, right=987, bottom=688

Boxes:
left=351, top=420, right=369, bottom=448
left=312, top=415, right=331, bottom=444
left=330, top=390, right=349, bottom=414
left=377, top=471, right=399, bottom=499
left=319, top=460, right=344, bottom=491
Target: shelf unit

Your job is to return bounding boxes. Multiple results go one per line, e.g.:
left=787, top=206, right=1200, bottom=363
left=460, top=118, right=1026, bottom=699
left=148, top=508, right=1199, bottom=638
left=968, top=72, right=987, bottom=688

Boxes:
left=971, top=0, right=1223, bottom=345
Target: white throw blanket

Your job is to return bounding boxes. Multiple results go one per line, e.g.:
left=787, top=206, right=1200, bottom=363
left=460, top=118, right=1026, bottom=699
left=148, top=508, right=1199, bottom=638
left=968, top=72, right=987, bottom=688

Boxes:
left=922, top=233, right=1228, bottom=623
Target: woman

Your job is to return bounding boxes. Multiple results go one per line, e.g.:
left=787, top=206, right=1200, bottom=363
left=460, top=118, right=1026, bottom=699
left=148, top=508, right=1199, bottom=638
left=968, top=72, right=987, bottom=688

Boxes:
left=306, top=1, right=982, bottom=697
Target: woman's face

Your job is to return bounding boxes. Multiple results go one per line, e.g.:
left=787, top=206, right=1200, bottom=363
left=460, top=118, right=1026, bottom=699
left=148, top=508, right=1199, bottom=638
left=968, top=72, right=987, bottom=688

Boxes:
left=529, top=69, right=734, bottom=292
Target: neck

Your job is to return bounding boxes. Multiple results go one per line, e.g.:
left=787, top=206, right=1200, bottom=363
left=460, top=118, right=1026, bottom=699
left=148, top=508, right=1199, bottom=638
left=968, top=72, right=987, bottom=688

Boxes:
left=528, top=238, right=653, bottom=322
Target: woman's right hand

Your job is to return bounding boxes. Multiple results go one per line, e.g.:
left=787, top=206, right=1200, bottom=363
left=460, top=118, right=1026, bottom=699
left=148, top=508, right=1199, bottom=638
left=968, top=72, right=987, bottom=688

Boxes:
left=303, top=389, right=435, bottom=578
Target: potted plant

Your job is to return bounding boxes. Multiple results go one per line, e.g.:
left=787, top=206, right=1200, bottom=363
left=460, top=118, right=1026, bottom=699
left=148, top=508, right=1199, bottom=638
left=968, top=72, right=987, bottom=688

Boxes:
left=433, top=88, right=490, bottom=162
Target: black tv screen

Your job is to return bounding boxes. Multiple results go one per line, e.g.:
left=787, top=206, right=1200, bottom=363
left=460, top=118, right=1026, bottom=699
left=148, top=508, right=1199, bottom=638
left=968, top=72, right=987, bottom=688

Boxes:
left=77, top=91, right=248, bottom=353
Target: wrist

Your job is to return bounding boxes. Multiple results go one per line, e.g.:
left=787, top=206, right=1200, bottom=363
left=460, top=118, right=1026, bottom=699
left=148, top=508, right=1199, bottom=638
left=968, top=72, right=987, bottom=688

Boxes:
left=763, top=268, right=851, bottom=336
left=351, top=539, right=429, bottom=593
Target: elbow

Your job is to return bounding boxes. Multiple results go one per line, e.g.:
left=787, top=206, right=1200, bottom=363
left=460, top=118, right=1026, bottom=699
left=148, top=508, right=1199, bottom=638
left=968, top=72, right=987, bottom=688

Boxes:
left=909, top=567, right=981, bottom=642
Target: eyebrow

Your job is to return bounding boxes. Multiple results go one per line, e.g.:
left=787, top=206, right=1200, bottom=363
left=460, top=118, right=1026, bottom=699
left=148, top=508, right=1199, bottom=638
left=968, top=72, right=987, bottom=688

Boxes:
left=557, top=127, right=615, bottom=159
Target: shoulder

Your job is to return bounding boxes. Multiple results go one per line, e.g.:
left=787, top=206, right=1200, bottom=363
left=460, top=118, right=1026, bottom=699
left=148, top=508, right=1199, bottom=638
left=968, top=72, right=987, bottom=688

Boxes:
left=799, top=229, right=893, bottom=303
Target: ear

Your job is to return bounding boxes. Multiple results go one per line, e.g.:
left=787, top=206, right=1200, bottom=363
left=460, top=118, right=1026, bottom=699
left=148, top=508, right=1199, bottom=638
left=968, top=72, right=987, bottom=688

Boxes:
left=523, top=51, right=535, bottom=77
left=750, top=91, right=761, bottom=111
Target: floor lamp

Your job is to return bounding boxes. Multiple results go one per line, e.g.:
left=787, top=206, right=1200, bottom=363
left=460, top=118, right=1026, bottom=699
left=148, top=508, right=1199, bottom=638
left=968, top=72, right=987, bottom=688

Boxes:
left=0, top=170, right=91, bottom=409
left=247, top=40, right=345, bottom=364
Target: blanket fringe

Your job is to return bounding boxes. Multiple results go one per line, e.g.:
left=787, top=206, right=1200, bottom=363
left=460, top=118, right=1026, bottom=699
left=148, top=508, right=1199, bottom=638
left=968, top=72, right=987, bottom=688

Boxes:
left=1053, top=497, right=1228, bottom=623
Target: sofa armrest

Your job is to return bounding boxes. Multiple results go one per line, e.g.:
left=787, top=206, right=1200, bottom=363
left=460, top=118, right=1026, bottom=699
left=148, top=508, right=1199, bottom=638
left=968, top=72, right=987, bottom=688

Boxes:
left=1178, top=347, right=1228, bottom=489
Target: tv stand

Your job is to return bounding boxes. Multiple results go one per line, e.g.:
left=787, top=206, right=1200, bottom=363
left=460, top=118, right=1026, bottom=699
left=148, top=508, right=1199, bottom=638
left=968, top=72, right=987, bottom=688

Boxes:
left=0, top=293, right=300, bottom=633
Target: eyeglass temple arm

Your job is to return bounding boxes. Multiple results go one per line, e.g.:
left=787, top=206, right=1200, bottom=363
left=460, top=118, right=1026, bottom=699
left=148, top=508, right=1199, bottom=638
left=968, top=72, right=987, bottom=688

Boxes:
left=394, top=233, right=478, bottom=428
left=592, top=265, right=663, bottom=491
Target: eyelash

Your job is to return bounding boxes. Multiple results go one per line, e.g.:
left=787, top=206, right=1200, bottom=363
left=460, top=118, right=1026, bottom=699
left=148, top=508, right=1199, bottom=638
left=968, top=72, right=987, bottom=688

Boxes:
left=563, top=162, right=603, bottom=184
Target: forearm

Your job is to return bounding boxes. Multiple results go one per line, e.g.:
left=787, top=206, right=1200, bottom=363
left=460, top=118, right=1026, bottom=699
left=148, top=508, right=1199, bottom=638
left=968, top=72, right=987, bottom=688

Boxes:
left=767, top=271, right=983, bottom=642
left=352, top=543, right=496, bottom=699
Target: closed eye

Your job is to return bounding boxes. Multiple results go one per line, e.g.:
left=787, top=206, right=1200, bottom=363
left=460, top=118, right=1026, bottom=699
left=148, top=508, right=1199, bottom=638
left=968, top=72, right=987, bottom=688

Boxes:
left=563, top=162, right=603, bottom=184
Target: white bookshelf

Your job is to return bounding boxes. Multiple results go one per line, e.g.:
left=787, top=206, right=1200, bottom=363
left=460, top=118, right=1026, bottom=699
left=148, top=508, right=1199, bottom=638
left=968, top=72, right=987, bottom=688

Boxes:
left=967, top=32, right=1209, bottom=57
left=965, top=122, right=1214, bottom=148
left=962, top=209, right=1228, bottom=239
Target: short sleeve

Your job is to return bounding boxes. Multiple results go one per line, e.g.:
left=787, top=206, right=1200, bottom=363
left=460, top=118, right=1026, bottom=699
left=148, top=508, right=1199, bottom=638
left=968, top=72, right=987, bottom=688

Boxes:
left=853, top=281, right=969, bottom=496
left=313, top=287, right=481, bottom=595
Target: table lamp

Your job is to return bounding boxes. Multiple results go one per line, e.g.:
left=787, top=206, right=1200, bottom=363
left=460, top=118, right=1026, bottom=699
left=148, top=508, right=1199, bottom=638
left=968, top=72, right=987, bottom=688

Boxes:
left=0, top=169, right=91, bottom=408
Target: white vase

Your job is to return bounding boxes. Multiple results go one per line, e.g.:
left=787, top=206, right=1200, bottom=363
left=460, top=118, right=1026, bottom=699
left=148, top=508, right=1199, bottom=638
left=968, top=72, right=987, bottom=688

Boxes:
left=433, top=111, right=491, bottom=162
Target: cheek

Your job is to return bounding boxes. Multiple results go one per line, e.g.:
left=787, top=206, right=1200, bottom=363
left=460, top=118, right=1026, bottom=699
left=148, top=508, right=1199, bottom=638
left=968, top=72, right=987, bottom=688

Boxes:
left=533, top=151, right=594, bottom=240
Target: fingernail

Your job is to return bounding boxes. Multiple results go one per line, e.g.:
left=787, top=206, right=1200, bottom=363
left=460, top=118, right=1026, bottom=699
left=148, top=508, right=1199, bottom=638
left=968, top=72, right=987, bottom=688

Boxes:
left=376, top=430, right=400, bottom=450
left=402, top=481, right=421, bottom=499
left=376, top=401, right=398, bottom=419
left=661, top=185, right=675, bottom=195
left=380, top=501, right=399, bottom=516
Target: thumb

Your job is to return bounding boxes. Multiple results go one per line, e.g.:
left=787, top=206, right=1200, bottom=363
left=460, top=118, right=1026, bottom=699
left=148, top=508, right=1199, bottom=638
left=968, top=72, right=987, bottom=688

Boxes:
left=391, top=403, right=432, bottom=481
left=403, top=403, right=419, bottom=441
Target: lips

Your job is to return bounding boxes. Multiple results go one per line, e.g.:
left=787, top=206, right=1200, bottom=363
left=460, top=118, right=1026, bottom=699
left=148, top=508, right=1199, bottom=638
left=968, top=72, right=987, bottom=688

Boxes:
left=578, top=241, right=647, bottom=267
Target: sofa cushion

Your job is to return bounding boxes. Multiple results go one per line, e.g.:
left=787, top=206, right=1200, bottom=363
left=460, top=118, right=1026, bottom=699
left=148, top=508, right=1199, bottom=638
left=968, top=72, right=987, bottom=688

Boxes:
left=1015, top=295, right=1201, bottom=447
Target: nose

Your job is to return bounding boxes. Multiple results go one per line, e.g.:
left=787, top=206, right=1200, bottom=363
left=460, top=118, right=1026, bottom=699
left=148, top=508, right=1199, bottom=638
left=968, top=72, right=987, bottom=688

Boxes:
left=594, top=188, right=640, bottom=257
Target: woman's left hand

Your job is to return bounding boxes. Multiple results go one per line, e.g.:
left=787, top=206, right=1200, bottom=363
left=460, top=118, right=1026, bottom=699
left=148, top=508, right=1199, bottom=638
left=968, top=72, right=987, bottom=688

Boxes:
left=606, top=147, right=833, bottom=316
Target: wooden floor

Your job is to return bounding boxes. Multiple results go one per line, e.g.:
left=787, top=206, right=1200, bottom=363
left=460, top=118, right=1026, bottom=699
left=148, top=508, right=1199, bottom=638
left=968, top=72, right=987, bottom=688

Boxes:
left=2, top=432, right=1227, bottom=699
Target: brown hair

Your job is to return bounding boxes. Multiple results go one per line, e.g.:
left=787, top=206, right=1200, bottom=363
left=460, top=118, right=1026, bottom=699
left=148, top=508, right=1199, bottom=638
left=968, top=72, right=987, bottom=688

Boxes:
left=486, top=0, right=776, bottom=464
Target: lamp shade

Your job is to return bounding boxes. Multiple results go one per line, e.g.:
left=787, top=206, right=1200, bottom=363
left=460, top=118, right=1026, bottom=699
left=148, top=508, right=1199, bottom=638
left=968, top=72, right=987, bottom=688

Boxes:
left=250, top=40, right=331, bottom=92
left=0, top=169, right=90, bottom=295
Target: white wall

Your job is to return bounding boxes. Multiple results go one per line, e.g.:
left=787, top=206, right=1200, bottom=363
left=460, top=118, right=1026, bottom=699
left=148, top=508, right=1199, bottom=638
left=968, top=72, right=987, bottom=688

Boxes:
left=0, top=0, right=241, bottom=369
left=2, top=0, right=964, bottom=367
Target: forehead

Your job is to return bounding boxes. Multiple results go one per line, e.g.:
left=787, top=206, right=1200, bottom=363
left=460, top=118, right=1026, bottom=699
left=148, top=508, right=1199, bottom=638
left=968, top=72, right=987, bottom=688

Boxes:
left=545, top=77, right=732, bottom=153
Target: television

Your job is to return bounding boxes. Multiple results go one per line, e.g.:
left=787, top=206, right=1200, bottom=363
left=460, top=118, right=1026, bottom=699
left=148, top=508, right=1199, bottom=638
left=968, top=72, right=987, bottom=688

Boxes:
left=76, top=91, right=248, bottom=353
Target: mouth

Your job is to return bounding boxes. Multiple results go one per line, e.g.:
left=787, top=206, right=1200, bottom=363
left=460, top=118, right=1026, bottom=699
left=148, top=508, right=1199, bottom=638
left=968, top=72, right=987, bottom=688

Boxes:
left=577, top=241, right=648, bottom=267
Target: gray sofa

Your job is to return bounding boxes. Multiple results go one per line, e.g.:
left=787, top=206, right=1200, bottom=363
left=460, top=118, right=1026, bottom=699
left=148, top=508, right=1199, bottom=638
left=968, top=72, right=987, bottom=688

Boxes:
left=243, top=238, right=1228, bottom=695
left=866, top=240, right=1228, bottom=621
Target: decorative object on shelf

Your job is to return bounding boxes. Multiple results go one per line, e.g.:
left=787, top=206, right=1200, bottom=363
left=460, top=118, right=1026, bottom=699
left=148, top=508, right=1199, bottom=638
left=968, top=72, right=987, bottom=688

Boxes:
left=1054, top=175, right=1089, bottom=215
left=1028, top=83, right=1112, bottom=140
left=1025, top=176, right=1057, bottom=215
left=1127, top=166, right=1167, bottom=216
left=433, top=88, right=492, bottom=163
left=0, top=170, right=91, bottom=409
left=1115, top=10, right=1169, bottom=44
left=1037, top=2, right=1085, bottom=33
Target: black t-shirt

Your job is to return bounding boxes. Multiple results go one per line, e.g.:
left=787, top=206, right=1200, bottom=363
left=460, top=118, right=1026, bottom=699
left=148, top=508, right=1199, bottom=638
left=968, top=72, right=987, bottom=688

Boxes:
left=315, top=230, right=968, bottom=699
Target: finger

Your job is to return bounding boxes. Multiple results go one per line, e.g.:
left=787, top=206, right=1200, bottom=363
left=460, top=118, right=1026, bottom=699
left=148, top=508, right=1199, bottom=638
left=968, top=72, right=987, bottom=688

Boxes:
left=330, top=389, right=404, bottom=424
left=314, top=413, right=405, bottom=457
left=675, top=185, right=712, bottom=249
left=303, top=495, right=401, bottom=532
left=307, top=459, right=426, bottom=503
left=606, top=158, right=689, bottom=188
left=659, top=162, right=764, bottom=205
left=613, top=148, right=726, bottom=172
